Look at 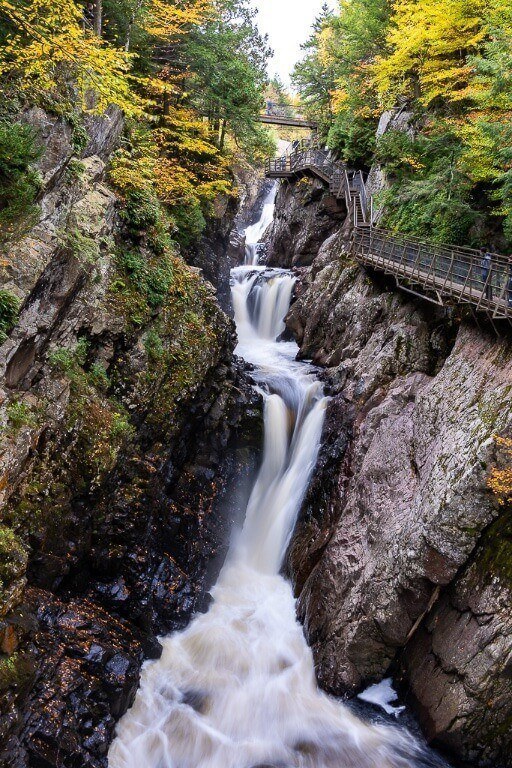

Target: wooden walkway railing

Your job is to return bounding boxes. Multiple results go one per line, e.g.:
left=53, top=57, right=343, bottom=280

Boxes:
left=353, top=228, right=512, bottom=320
left=265, top=147, right=512, bottom=323
left=257, top=105, right=317, bottom=130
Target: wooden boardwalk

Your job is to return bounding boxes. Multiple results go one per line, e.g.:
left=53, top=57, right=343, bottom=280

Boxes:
left=265, top=147, right=512, bottom=324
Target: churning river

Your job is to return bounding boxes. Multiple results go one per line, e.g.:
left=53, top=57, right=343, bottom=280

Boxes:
left=108, top=182, right=448, bottom=768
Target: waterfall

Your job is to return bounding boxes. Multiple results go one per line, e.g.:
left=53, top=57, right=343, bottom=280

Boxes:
left=231, top=266, right=295, bottom=342
left=244, top=183, right=277, bottom=265
left=108, top=185, right=447, bottom=768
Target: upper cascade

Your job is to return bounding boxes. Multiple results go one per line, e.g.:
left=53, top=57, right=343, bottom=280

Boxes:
left=265, top=144, right=512, bottom=325
left=108, top=178, right=450, bottom=768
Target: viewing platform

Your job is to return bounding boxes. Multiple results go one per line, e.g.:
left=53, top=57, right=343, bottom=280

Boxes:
left=265, top=147, right=512, bottom=325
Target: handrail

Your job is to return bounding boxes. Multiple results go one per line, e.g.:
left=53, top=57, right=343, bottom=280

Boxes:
left=264, top=146, right=512, bottom=323
left=353, top=228, right=512, bottom=320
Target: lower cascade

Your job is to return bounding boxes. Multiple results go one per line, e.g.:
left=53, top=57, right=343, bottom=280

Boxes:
left=108, top=201, right=447, bottom=768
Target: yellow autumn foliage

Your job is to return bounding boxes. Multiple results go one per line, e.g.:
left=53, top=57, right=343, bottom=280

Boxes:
left=373, top=0, right=487, bottom=106
left=0, top=0, right=144, bottom=115
left=489, top=437, right=512, bottom=505
left=143, top=0, right=212, bottom=39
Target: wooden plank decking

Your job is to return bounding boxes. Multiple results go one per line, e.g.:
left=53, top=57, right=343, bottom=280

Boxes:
left=265, top=147, right=512, bottom=325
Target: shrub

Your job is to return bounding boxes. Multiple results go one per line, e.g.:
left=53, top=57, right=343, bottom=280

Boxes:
left=122, top=188, right=160, bottom=231
left=60, top=229, right=100, bottom=264
left=170, top=200, right=206, bottom=249
left=47, top=338, right=89, bottom=377
left=0, top=122, right=42, bottom=237
left=115, top=249, right=174, bottom=310
left=375, top=127, right=481, bottom=245
left=65, top=158, right=86, bottom=181
left=0, top=290, right=20, bottom=343
left=328, top=114, right=377, bottom=167
left=6, top=400, right=37, bottom=431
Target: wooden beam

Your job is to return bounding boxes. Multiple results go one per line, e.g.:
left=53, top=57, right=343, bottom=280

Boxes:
left=257, top=115, right=317, bottom=129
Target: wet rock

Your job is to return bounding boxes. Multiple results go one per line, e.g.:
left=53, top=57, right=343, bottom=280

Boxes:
left=273, top=174, right=512, bottom=761
left=266, top=178, right=346, bottom=268
left=188, top=169, right=268, bottom=313
left=0, top=105, right=263, bottom=767
left=399, top=513, right=512, bottom=766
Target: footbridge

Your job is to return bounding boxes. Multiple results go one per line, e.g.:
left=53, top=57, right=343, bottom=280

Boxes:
left=265, top=147, right=512, bottom=324
left=257, top=105, right=317, bottom=130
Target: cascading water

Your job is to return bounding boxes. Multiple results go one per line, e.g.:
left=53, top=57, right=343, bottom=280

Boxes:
left=244, top=182, right=278, bottom=265
left=108, top=185, right=447, bottom=768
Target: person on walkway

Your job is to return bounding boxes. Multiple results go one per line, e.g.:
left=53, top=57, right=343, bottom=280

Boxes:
left=481, top=248, right=493, bottom=301
left=507, top=264, right=512, bottom=310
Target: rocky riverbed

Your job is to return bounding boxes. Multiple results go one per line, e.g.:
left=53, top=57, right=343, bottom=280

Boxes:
left=0, top=108, right=262, bottom=767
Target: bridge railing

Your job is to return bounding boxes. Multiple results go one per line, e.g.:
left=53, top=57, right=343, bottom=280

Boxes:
left=264, top=146, right=511, bottom=321
left=266, top=148, right=337, bottom=180
left=265, top=156, right=293, bottom=174
left=262, top=103, right=306, bottom=120
left=351, top=171, right=368, bottom=214
left=353, top=228, right=512, bottom=319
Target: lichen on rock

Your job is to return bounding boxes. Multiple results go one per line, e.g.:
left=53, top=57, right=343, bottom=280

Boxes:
left=0, top=106, right=261, bottom=767
left=268, top=174, right=512, bottom=765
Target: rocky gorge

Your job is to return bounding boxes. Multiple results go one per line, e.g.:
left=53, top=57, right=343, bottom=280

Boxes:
left=263, top=174, right=512, bottom=767
left=0, top=108, right=262, bottom=767
left=0, top=105, right=511, bottom=768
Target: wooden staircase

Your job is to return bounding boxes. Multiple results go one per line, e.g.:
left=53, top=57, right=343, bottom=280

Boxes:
left=265, top=146, right=512, bottom=326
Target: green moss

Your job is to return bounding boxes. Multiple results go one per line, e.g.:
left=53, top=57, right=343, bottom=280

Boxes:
left=477, top=389, right=511, bottom=431
left=65, top=158, right=86, bottom=181
left=109, top=246, right=177, bottom=328
left=8, top=367, right=135, bottom=549
left=88, top=362, right=110, bottom=392
left=6, top=400, right=38, bottom=432
left=48, top=338, right=89, bottom=378
left=476, top=512, right=512, bottom=583
left=137, top=259, right=226, bottom=436
left=0, top=648, right=33, bottom=694
left=144, top=328, right=164, bottom=362
left=0, top=653, right=20, bottom=690
left=59, top=228, right=100, bottom=264
left=0, top=526, right=27, bottom=591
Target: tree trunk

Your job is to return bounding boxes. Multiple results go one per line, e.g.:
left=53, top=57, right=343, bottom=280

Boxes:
left=219, top=119, right=227, bottom=151
left=125, top=0, right=144, bottom=51
left=93, top=0, right=103, bottom=36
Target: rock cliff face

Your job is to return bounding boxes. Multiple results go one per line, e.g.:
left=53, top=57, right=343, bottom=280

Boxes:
left=0, top=109, right=260, bottom=767
left=266, top=177, right=347, bottom=268
left=269, top=180, right=512, bottom=766
left=188, top=166, right=267, bottom=313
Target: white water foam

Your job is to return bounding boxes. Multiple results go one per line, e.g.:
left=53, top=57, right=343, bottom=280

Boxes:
left=358, top=679, right=406, bottom=718
left=244, top=183, right=277, bottom=265
left=108, top=182, right=446, bottom=768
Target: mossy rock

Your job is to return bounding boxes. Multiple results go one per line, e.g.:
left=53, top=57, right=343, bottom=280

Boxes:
left=0, top=526, right=28, bottom=617
left=0, top=526, right=27, bottom=590
left=476, top=510, right=512, bottom=584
